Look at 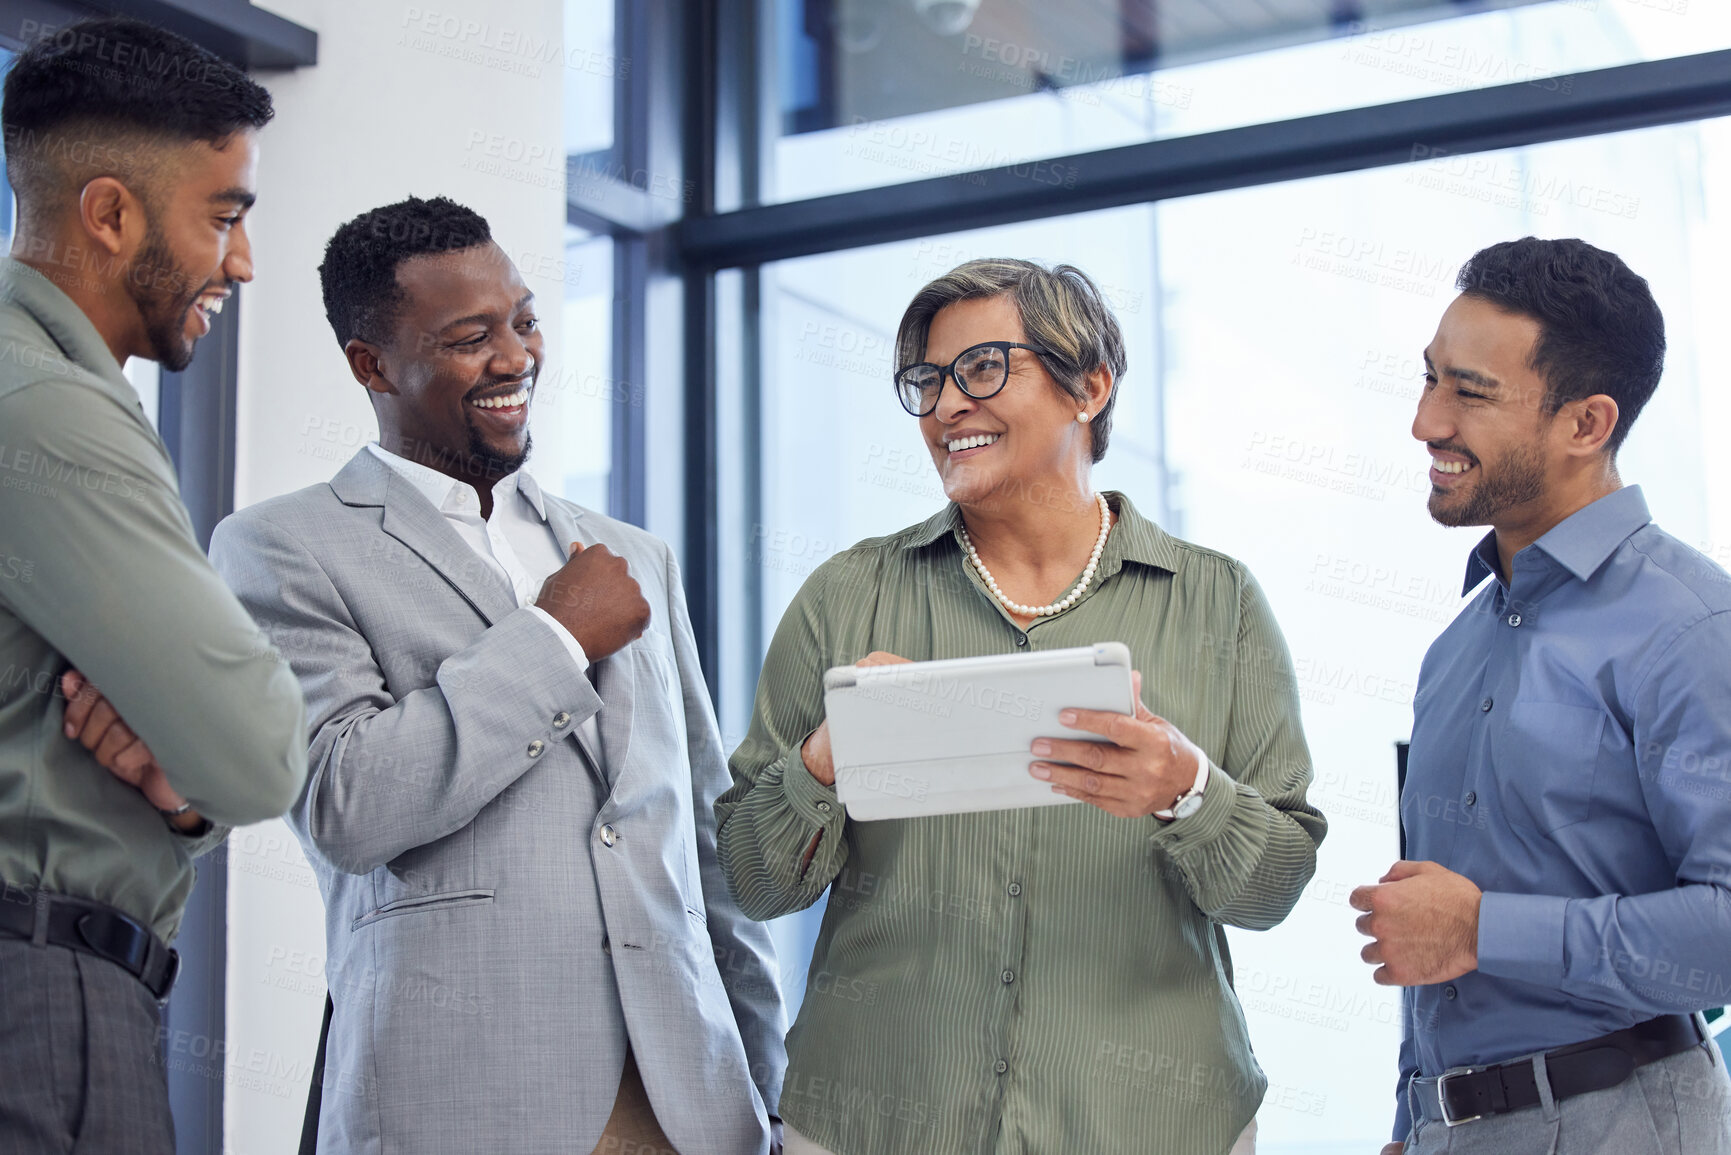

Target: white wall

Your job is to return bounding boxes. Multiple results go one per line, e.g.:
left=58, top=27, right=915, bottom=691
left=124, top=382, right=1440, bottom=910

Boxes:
left=225, top=3, right=567, bottom=1149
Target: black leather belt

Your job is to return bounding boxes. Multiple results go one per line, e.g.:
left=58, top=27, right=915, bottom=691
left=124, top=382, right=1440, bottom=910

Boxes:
left=0, top=884, right=179, bottom=1002
left=1426, top=1014, right=1704, bottom=1127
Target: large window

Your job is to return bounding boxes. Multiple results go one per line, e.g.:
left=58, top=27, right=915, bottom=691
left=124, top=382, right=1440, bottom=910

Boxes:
left=532, top=229, right=614, bottom=511
left=722, top=115, right=1731, bottom=1149
left=765, top=1, right=1731, bottom=203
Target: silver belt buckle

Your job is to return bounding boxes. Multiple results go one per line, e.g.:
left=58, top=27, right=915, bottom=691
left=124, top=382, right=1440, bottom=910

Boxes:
left=1437, top=1068, right=1483, bottom=1127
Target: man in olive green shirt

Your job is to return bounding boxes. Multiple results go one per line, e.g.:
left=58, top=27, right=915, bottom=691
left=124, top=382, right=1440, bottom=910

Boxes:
left=0, top=19, right=306, bottom=1153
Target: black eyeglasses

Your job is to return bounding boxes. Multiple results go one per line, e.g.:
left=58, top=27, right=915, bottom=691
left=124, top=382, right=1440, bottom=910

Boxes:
left=893, top=341, right=1049, bottom=417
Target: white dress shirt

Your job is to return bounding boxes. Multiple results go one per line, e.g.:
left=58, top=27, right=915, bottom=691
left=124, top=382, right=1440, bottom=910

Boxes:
left=366, top=442, right=603, bottom=759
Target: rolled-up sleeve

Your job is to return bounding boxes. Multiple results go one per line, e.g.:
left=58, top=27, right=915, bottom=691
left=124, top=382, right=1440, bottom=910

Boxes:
left=0, top=381, right=307, bottom=826
left=1149, top=565, right=1326, bottom=930
left=716, top=562, right=850, bottom=922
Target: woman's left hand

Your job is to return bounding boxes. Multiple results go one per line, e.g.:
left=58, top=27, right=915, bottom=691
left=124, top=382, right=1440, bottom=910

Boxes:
left=1028, top=671, right=1206, bottom=819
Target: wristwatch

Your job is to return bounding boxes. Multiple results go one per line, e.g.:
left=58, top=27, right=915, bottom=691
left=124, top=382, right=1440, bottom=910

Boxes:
left=1154, top=754, right=1209, bottom=821
left=160, top=802, right=213, bottom=838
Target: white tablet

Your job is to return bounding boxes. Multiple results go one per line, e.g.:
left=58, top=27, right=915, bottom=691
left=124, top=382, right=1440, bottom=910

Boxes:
left=823, top=642, right=1136, bottom=821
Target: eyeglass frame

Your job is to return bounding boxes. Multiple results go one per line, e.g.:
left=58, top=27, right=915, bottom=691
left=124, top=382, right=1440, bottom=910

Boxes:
left=893, top=340, right=1051, bottom=417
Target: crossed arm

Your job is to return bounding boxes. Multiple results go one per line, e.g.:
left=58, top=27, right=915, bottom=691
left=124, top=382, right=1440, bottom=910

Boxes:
left=58, top=669, right=205, bottom=832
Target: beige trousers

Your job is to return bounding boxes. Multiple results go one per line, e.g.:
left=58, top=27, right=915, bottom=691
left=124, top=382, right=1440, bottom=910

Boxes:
left=784, top=1116, right=1257, bottom=1154
left=588, top=1046, right=679, bottom=1155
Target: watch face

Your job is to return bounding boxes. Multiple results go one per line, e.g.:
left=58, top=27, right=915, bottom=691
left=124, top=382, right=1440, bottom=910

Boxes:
left=1173, top=792, right=1204, bottom=820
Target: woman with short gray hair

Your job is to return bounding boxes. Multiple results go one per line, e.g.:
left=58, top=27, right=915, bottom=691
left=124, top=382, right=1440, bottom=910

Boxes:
left=718, top=258, right=1326, bottom=1155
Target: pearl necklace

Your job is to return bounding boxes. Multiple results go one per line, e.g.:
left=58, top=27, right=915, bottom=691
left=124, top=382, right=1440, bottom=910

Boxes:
left=959, top=492, right=1112, bottom=619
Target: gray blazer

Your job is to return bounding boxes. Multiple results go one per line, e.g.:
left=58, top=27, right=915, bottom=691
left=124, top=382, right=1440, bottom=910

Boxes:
left=210, top=449, right=785, bottom=1155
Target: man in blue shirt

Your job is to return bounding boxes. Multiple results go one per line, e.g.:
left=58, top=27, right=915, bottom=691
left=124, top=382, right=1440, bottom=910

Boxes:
left=1351, top=236, right=1731, bottom=1155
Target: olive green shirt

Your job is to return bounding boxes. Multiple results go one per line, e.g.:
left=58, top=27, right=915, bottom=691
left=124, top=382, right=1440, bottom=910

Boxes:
left=0, top=258, right=307, bottom=941
left=717, top=493, right=1326, bottom=1155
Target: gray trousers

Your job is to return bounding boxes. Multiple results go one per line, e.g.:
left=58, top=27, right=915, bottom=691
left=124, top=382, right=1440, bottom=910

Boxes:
left=1407, top=1039, right=1731, bottom=1155
left=0, top=939, right=175, bottom=1155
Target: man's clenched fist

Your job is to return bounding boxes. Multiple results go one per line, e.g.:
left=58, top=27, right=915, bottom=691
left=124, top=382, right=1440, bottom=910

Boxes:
left=535, top=543, right=651, bottom=662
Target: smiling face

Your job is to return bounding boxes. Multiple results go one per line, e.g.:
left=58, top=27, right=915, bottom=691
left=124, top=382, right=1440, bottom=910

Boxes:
left=361, top=241, right=542, bottom=479
left=916, top=294, right=1096, bottom=508
left=1415, top=293, right=1560, bottom=529
left=126, top=130, right=260, bottom=371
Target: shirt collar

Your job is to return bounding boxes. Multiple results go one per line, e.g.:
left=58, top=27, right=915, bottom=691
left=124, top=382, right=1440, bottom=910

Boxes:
left=901, top=490, right=1186, bottom=574
left=0, top=257, right=133, bottom=395
left=1461, top=485, right=1651, bottom=594
left=365, top=442, right=544, bottom=521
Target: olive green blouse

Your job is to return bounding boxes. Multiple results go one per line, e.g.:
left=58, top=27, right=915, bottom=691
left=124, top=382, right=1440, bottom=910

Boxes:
left=717, top=492, right=1326, bottom=1155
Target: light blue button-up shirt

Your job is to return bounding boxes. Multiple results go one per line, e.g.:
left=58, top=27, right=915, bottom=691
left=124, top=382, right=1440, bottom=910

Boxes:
left=1394, top=485, right=1731, bottom=1140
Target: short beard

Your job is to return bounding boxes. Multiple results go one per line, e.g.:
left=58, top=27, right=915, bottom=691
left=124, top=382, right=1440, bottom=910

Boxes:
left=127, top=221, right=203, bottom=372
left=464, top=425, right=531, bottom=479
left=1427, top=437, right=1547, bottom=527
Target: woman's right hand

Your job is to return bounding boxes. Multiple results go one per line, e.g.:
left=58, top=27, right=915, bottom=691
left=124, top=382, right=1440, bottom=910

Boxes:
left=801, top=651, right=913, bottom=785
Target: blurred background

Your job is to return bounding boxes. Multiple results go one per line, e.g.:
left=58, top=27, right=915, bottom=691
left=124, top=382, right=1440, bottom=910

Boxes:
left=5, top=1, right=1729, bottom=1151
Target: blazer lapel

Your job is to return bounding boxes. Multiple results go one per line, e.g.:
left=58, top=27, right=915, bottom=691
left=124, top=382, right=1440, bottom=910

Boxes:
left=591, top=649, right=636, bottom=790
left=539, top=489, right=590, bottom=559
left=332, top=451, right=518, bottom=627
left=533, top=490, right=616, bottom=780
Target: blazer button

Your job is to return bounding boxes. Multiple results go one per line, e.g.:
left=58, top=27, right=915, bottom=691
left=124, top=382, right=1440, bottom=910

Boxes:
left=600, top=824, right=617, bottom=847
left=552, top=712, right=571, bottom=729
left=527, top=739, right=546, bottom=758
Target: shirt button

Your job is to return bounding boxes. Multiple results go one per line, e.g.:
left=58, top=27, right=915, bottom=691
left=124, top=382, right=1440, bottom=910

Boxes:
left=1001, top=969, right=1015, bottom=985
left=1480, top=697, right=1494, bottom=713
left=1464, top=791, right=1477, bottom=806
left=1007, top=882, right=1022, bottom=897
left=816, top=801, right=832, bottom=814
left=552, top=711, right=571, bottom=729
left=1014, top=634, right=1028, bottom=647
left=1507, top=613, right=1523, bottom=628
left=1444, top=985, right=1458, bottom=1000
left=600, top=824, right=617, bottom=847
left=994, top=1059, right=1008, bottom=1075
left=526, top=739, right=545, bottom=758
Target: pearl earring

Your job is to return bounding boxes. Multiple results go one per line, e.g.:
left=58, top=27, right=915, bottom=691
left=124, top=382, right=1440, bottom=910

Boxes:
left=1077, top=411, right=1090, bottom=424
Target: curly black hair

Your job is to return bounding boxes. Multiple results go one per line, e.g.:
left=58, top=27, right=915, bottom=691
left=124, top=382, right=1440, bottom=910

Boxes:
left=2, top=17, right=273, bottom=212
left=1456, top=237, right=1665, bottom=454
left=318, top=196, right=494, bottom=347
